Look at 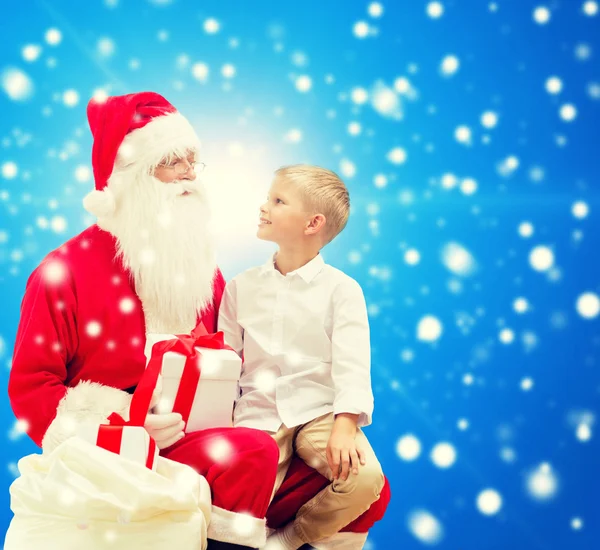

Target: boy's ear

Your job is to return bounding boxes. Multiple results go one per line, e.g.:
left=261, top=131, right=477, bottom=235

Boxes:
left=305, top=214, right=326, bottom=236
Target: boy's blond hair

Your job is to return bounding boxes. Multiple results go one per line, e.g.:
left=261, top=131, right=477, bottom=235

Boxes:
left=275, top=164, right=350, bottom=245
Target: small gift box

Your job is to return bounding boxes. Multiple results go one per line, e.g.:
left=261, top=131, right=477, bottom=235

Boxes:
left=144, top=327, right=241, bottom=433
left=77, top=419, right=158, bottom=471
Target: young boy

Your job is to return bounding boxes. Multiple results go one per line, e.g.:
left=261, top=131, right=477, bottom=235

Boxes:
left=218, top=165, right=384, bottom=550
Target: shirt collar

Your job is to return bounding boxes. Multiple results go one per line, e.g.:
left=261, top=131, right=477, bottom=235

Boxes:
left=261, top=253, right=325, bottom=283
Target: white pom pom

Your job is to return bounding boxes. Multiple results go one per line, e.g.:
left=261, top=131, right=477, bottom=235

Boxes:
left=82, top=187, right=116, bottom=218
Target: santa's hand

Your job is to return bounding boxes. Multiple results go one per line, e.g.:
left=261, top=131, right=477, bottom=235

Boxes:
left=144, top=412, right=185, bottom=449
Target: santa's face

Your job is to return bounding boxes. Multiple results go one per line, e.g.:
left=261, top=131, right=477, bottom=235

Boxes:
left=100, top=153, right=216, bottom=335
left=152, top=151, right=203, bottom=185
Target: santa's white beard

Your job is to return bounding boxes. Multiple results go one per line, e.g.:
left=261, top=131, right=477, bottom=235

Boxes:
left=100, top=170, right=217, bottom=334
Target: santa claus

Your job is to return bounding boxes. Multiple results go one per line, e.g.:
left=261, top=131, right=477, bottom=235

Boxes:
left=8, top=92, right=389, bottom=550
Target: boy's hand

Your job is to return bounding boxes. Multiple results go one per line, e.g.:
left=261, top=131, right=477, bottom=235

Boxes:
left=326, top=414, right=367, bottom=481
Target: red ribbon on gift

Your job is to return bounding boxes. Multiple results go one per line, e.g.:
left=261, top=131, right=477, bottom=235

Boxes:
left=95, top=334, right=164, bottom=469
left=146, top=323, right=234, bottom=431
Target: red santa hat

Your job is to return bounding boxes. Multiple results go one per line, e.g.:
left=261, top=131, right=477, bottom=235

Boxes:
left=83, top=91, right=201, bottom=218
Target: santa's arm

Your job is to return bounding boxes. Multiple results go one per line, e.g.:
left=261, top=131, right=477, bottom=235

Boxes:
left=8, top=259, right=76, bottom=447
left=9, top=259, right=132, bottom=451
left=210, top=267, right=226, bottom=329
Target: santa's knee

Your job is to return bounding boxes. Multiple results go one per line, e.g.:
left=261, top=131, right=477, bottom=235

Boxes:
left=232, top=428, right=279, bottom=476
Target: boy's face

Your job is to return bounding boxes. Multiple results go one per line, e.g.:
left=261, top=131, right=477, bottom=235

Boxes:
left=258, top=177, right=310, bottom=246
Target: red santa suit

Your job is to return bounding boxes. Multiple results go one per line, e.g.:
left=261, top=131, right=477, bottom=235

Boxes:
left=8, top=92, right=389, bottom=550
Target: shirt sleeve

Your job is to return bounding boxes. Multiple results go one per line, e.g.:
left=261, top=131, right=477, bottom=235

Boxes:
left=217, top=278, right=244, bottom=358
left=8, top=258, right=78, bottom=447
left=331, top=278, right=374, bottom=427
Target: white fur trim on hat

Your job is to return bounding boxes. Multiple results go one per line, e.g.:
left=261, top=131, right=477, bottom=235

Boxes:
left=82, top=187, right=116, bottom=218
left=41, top=381, right=132, bottom=454
left=116, top=111, right=201, bottom=169
left=207, top=505, right=267, bottom=548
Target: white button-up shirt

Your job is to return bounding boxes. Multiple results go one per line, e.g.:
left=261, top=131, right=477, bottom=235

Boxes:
left=218, top=253, right=374, bottom=433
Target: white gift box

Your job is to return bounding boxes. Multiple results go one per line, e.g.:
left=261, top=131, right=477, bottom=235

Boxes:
left=76, top=423, right=159, bottom=471
left=144, top=333, right=241, bottom=433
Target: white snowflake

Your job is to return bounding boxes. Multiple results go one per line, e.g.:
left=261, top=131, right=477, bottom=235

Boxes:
left=63, top=89, right=79, bottom=107
left=518, top=221, right=534, bottom=238
left=221, top=64, right=236, bottom=78
left=526, top=463, right=559, bottom=501
left=559, top=103, right=577, bottom=121
left=386, top=146, right=407, bottom=165
left=45, top=28, right=62, bottom=46
left=203, top=18, right=220, bottom=34
left=50, top=216, right=67, bottom=233
left=529, top=245, right=554, bottom=272
left=97, top=37, right=116, bottom=57
left=476, top=489, right=502, bottom=515
left=417, top=315, right=443, bottom=342
left=339, top=158, right=356, bottom=178
left=371, top=83, right=402, bottom=119
left=440, top=55, right=460, bottom=76
left=2, top=68, right=34, bottom=101
left=404, top=248, right=420, bottom=266
left=396, top=434, right=422, bottom=461
left=533, top=6, right=551, bottom=24
left=368, top=2, right=384, bottom=18
left=2, top=161, right=18, bottom=179
left=86, top=321, right=102, bottom=338
left=353, top=21, right=370, bottom=39
left=430, top=442, right=457, bottom=468
left=576, top=292, right=600, bottom=319
left=571, top=200, right=589, bottom=219
left=284, top=128, right=302, bottom=143
left=481, top=110, right=498, bottom=128
left=407, top=509, right=444, bottom=544
left=350, top=87, right=369, bottom=104
left=499, top=328, right=515, bottom=344
left=22, top=44, right=42, bottom=62
left=441, top=242, right=477, bottom=276
left=454, top=125, right=472, bottom=145
left=295, top=75, right=312, bottom=92
left=426, top=2, right=444, bottom=19
left=206, top=436, right=234, bottom=463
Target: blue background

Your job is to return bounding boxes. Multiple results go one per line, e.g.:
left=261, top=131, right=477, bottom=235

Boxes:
left=1, top=0, right=599, bottom=548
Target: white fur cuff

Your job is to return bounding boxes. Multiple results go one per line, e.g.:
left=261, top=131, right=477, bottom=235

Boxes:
left=207, top=505, right=267, bottom=548
left=41, top=381, right=132, bottom=454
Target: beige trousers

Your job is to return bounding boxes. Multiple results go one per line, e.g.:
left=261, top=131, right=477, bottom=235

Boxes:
left=269, top=413, right=384, bottom=544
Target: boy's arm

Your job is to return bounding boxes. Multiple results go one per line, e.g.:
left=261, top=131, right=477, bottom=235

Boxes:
left=217, top=278, right=244, bottom=358
left=330, top=279, right=374, bottom=428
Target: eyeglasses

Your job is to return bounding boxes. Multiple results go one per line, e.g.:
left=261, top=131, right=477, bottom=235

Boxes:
left=158, top=159, right=206, bottom=175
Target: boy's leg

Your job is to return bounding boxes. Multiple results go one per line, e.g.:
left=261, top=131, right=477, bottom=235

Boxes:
left=269, top=413, right=384, bottom=548
left=269, top=424, right=298, bottom=501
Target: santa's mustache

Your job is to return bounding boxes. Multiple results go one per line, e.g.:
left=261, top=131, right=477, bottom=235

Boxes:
left=167, top=179, right=203, bottom=197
